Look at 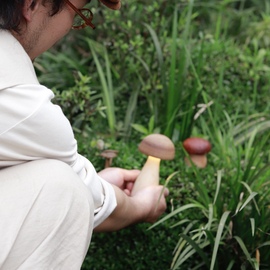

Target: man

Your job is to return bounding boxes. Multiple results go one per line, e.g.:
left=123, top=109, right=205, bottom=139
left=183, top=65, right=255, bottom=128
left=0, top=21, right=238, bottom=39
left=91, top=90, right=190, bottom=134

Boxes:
left=0, top=0, right=169, bottom=269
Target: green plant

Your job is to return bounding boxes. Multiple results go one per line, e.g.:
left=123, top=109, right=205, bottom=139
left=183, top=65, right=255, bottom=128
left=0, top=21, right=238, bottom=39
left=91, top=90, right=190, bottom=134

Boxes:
left=163, top=0, right=199, bottom=141
left=53, top=72, right=105, bottom=134
left=131, top=115, right=160, bottom=138
left=34, top=44, right=89, bottom=89
left=151, top=109, right=270, bottom=269
left=86, top=39, right=117, bottom=136
left=142, top=1, right=203, bottom=142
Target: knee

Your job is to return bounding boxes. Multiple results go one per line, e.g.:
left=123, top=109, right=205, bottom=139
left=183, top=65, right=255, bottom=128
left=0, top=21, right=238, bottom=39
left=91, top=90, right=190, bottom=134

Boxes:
left=22, top=159, right=83, bottom=190
left=15, top=159, right=94, bottom=213
left=27, top=159, right=78, bottom=183
left=34, top=159, right=92, bottom=196
left=0, top=160, right=94, bottom=270
left=25, top=159, right=95, bottom=226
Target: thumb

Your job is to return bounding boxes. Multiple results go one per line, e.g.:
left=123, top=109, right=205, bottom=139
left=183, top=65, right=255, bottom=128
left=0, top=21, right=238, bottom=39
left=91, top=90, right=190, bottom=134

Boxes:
left=163, top=187, right=169, bottom=197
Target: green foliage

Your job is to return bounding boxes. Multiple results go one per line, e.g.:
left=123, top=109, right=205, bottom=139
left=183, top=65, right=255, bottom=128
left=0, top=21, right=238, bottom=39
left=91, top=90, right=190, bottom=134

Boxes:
left=53, top=72, right=105, bottom=134
left=35, top=0, right=270, bottom=269
left=131, top=115, right=161, bottom=138
left=151, top=111, right=270, bottom=269
left=82, top=223, right=178, bottom=270
left=87, top=39, right=116, bottom=136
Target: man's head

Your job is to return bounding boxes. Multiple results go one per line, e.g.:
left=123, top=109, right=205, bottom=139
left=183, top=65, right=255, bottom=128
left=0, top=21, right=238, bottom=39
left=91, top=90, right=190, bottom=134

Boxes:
left=0, top=0, right=120, bottom=60
left=0, top=0, right=64, bottom=32
left=0, top=0, right=120, bottom=32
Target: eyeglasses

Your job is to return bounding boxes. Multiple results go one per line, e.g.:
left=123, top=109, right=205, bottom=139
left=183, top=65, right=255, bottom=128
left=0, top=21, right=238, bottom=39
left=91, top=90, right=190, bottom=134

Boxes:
left=64, top=0, right=95, bottom=30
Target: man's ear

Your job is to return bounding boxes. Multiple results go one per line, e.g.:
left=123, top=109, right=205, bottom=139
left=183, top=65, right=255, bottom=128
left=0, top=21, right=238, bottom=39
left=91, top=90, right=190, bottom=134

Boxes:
left=22, top=0, right=41, bottom=22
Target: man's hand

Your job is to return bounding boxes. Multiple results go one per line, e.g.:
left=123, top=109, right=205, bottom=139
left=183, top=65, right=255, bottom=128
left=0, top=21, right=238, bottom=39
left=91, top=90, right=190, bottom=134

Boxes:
left=98, top=167, right=140, bottom=196
left=132, top=185, right=169, bottom=223
left=95, top=167, right=169, bottom=232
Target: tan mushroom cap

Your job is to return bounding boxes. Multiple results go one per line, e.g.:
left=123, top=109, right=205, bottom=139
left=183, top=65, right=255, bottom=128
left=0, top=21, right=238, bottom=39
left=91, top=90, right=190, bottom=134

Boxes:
left=138, top=134, right=175, bottom=160
left=183, top=137, right=211, bottom=155
left=100, top=149, right=119, bottom=158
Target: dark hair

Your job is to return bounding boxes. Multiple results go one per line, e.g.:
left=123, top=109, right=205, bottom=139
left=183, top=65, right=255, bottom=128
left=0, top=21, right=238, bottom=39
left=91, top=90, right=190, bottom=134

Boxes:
left=0, top=0, right=65, bottom=32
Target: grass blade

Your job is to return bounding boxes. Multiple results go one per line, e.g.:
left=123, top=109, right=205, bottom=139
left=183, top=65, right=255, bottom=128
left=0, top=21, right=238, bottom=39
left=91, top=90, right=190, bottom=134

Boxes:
left=87, top=39, right=116, bottom=136
left=213, top=170, right=222, bottom=205
left=234, top=236, right=259, bottom=269
left=210, top=211, right=231, bottom=270
left=239, top=192, right=258, bottom=212
left=148, top=203, right=206, bottom=230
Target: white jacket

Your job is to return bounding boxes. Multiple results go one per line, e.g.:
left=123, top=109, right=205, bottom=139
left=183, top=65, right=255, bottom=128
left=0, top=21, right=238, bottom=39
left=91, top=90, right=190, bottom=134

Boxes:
left=0, top=30, right=116, bottom=227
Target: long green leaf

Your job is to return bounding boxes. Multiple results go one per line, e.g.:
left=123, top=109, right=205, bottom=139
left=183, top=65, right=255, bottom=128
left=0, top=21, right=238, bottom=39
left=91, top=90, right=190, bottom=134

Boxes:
left=213, top=170, right=222, bottom=205
left=239, top=192, right=258, bottom=212
left=241, top=181, right=260, bottom=214
left=164, top=7, right=178, bottom=138
left=210, top=211, right=231, bottom=270
left=173, top=240, right=209, bottom=269
left=149, top=203, right=206, bottom=230
left=234, top=236, right=259, bottom=269
left=143, top=23, right=164, bottom=69
left=250, top=218, right=255, bottom=237
left=87, top=39, right=116, bottom=135
left=205, top=204, right=214, bottom=232
left=179, top=234, right=210, bottom=268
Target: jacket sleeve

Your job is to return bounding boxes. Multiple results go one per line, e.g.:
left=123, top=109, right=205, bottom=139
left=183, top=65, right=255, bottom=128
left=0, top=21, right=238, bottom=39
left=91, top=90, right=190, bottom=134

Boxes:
left=0, top=84, right=117, bottom=227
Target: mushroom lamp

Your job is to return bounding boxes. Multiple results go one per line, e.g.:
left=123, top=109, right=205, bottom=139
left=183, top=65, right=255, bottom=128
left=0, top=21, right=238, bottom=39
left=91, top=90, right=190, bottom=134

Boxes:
left=131, top=134, right=175, bottom=195
left=183, top=137, right=211, bottom=168
left=100, top=149, right=119, bottom=168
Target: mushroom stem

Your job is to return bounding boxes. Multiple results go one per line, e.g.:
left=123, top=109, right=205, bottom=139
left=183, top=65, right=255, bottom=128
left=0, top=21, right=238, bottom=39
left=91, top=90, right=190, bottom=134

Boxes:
left=131, top=156, right=161, bottom=195
left=104, top=158, right=112, bottom=168
left=185, top=154, right=207, bottom=168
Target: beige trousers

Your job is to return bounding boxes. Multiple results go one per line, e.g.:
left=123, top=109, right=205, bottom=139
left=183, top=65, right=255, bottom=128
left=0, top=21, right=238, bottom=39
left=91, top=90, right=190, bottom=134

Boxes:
left=0, top=159, right=94, bottom=270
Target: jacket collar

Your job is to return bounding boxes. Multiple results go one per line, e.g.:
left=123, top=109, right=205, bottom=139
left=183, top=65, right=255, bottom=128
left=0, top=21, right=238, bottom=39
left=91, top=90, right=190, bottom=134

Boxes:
left=0, top=30, right=39, bottom=90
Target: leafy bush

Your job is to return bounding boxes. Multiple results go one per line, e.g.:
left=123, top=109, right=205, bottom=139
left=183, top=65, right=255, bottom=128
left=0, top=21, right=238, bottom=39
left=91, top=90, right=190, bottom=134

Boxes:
left=35, top=0, right=270, bottom=269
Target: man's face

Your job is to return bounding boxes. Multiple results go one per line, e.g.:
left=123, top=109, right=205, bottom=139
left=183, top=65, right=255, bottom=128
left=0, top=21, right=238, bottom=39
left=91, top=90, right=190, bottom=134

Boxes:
left=23, top=0, right=88, bottom=59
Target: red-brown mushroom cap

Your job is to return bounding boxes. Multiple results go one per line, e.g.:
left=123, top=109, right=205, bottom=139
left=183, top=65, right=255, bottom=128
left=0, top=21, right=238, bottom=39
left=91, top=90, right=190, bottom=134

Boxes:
left=138, top=134, right=175, bottom=160
left=183, top=137, right=211, bottom=155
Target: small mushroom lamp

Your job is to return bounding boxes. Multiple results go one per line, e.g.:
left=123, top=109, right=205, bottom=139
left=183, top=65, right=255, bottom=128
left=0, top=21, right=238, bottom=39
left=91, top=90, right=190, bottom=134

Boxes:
left=183, top=137, right=211, bottom=168
left=131, top=134, right=175, bottom=195
left=100, top=149, right=119, bottom=168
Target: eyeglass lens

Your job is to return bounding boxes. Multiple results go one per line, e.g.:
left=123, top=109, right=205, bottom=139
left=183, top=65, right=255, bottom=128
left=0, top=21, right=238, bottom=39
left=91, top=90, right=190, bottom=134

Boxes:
left=73, top=10, right=92, bottom=27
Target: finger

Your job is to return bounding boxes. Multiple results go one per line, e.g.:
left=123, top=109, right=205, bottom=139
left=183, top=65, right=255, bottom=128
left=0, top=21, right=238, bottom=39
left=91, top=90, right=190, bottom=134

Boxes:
left=163, top=187, right=169, bottom=197
left=121, top=169, right=141, bottom=182
left=123, top=189, right=131, bottom=196
left=126, top=182, right=134, bottom=191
